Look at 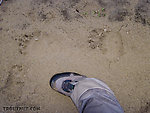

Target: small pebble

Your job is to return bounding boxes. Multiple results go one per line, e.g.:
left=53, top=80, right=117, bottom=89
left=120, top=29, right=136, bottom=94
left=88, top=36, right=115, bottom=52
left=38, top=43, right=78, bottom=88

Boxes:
left=117, top=57, right=120, bottom=61
left=104, top=29, right=107, bottom=32
left=35, top=38, right=39, bottom=41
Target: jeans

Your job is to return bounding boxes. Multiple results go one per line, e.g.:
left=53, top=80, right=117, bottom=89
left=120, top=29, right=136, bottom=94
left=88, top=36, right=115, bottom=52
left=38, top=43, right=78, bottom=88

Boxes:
left=70, top=78, right=124, bottom=113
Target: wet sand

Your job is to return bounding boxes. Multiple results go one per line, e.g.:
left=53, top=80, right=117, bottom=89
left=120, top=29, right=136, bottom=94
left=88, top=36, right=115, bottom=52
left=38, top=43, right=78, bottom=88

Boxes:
left=0, top=0, right=150, bottom=113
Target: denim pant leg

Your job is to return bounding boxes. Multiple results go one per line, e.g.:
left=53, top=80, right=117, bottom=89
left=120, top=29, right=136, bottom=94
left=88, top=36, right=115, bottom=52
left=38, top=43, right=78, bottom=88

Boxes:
left=70, top=78, right=124, bottom=113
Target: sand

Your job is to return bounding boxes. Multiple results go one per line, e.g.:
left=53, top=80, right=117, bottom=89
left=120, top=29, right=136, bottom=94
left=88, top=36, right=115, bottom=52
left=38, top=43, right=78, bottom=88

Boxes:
left=0, top=0, right=150, bottom=113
